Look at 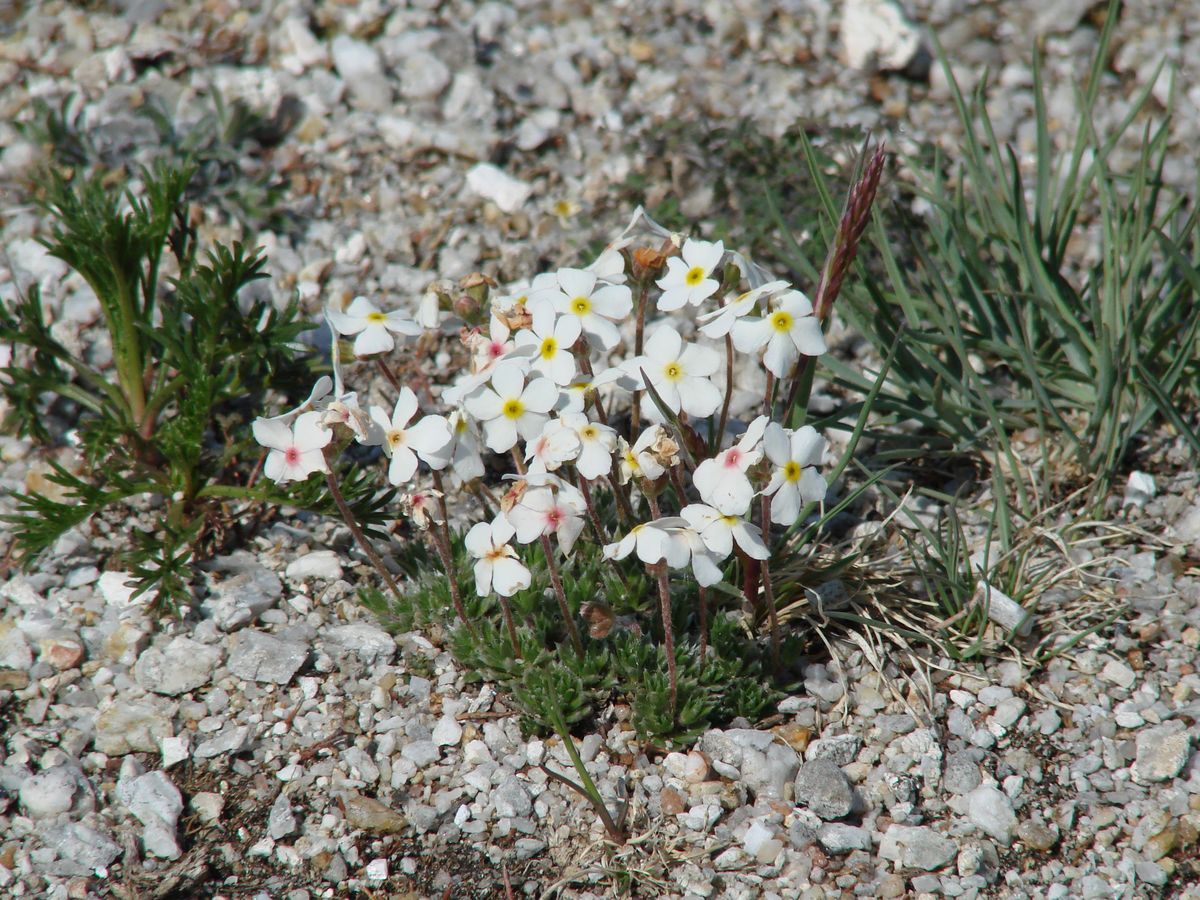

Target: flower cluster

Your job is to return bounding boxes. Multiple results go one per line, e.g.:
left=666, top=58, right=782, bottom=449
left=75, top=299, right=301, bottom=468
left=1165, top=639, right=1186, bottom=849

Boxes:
left=253, top=217, right=831, bottom=646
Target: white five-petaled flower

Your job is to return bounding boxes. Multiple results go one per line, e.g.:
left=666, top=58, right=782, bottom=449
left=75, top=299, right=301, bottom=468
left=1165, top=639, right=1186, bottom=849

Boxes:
left=697, top=280, right=791, bottom=339
left=369, top=387, right=453, bottom=485
left=425, top=410, right=485, bottom=484
left=762, top=423, right=827, bottom=525
left=252, top=411, right=332, bottom=484
left=326, top=296, right=422, bottom=357
left=692, top=416, right=768, bottom=515
left=618, top=424, right=669, bottom=484
left=681, top=503, right=770, bottom=561
left=465, top=515, right=531, bottom=598
left=525, top=417, right=581, bottom=473
left=656, top=238, right=725, bottom=311
left=558, top=366, right=633, bottom=414
left=628, top=325, right=722, bottom=422
left=464, top=363, right=559, bottom=453
left=538, top=267, right=633, bottom=350
left=661, top=524, right=726, bottom=587
left=514, top=300, right=582, bottom=385
left=560, top=412, right=618, bottom=480
left=505, top=482, right=587, bottom=555
left=731, top=289, right=827, bottom=377
left=603, top=518, right=690, bottom=566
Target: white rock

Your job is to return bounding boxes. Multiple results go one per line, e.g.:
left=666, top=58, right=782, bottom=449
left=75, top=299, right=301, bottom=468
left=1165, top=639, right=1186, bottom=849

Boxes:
left=841, top=0, right=925, bottom=72
left=330, top=35, right=391, bottom=111
left=19, top=767, right=79, bottom=819
left=268, top=791, right=298, bottom=839
left=324, top=623, right=395, bottom=667
left=966, top=785, right=1017, bottom=846
left=365, top=858, right=389, bottom=881
left=190, top=792, right=224, bottom=824
left=160, top=734, right=191, bottom=769
left=134, top=635, right=222, bottom=696
left=98, top=571, right=156, bottom=608
left=432, top=716, right=463, bottom=747
left=1099, top=659, right=1137, bottom=690
left=227, top=630, right=309, bottom=684
left=285, top=550, right=344, bottom=581
left=742, top=821, right=783, bottom=864
left=465, top=163, right=532, bottom=213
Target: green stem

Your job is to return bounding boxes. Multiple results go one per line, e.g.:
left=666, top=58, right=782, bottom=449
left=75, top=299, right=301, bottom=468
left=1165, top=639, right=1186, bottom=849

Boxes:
left=542, top=712, right=625, bottom=843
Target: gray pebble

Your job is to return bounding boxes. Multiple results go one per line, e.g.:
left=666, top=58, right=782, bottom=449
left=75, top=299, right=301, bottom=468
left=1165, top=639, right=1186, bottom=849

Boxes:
left=795, top=759, right=855, bottom=820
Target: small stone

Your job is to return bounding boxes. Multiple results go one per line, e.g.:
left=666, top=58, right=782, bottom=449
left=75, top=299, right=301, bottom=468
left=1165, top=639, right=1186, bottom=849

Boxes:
left=878, top=874, right=906, bottom=898
left=160, top=734, right=191, bottom=768
left=660, top=787, right=686, bottom=816
left=330, top=35, right=391, bottom=110
left=94, top=699, right=174, bottom=755
left=880, top=825, right=958, bottom=871
left=342, top=793, right=407, bottom=834
left=841, top=0, right=927, bottom=73
left=805, top=734, right=862, bottom=766
left=1099, top=659, right=1137, bottom=690
left=365, top=858, right=388, bottom=882
left=943, top=751, right=981, bottom=795
left=324, top=623, right=395, bottom=667
left=494, top=778, right=532, bottom=818
left=190, top=792, right=224, bottom=824
left=1034, top=708, right=1062, bottom=735
left=683, top=751, right=709, bottom=784
left=134, top=636, right=221, bottom=696
left=285, top=551, right=343, bottom=581
left=1134, top=860, right=1168, bottom=886
left=38, top=632, right=85, bottom=670
left=41, top=823, right=120, bottom=877
left=201, top=553, right=282, bottom=630
left=400, top=740, right=440, bottom=768
left=432, top=716, right=463, bottom=747
left=228, top=630, right=308, bottom=684
left=1123, top=471, right=1157, bottom=508
left=742, top=821, right=783, bottom=865
left=966, top=785, right=1017, bottom=846
left=20, top=767, right=81, bottom=819
left=795, top=759, right=854, bottom=820
left=465, top=163, right=532, bottom=213
left=1016, top=820, right=1059, bottom=851
left=817, top=823, right=871, bottom=854
left=1133, top=726, right=1192, bottom=784
left=269, top=792, right=298, bottom=839
left=990, top=697, right=1027, bottom=729
left=194, top=725, right=253, bottom=759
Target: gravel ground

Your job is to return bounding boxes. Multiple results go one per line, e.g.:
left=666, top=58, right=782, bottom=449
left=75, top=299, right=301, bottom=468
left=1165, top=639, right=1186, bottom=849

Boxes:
left=2, top=1, right=1200, bottom=898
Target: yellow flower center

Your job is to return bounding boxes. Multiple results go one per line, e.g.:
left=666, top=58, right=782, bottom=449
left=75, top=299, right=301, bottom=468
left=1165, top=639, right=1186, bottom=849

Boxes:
left=503, top=399, right=524, bottom=419
left=624, top=451, right=639, bottom=471
left=366, top=311, right=387, bottom=324
left=581, top=425, right=597, bottom=440
left=455, top=417, right=468, bottom=434
left=721, top=515, right=739, bottom=527
left=539, top=337, right=558, bottom=360
left=663, top=362, right=682, bottom=381
left=685, top=265, right=706, bottom=286
left=783, top=461, right=802, bottom=482
left=770, top=310, right=794, bottom=333
left=571, top=296, right=592, bottom=315
left=387, top=429, right=405, bottom=448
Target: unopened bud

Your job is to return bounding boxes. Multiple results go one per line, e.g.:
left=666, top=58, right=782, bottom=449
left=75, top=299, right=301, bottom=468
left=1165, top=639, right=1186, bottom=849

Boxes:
left=500, top=479, right=527, bottom=513
left=453, top=294, right=478, bottom=318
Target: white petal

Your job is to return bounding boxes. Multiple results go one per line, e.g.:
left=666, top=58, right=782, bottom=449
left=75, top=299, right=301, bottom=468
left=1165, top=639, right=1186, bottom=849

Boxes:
left=506, top=504, right=548, bottom=544
left=792, top=426, right=826, bottom=466
left=762, top=422, right=791, bottom=466
left=762, top=332, right=798, bottom=378
left=252, top=417, right=293, bottom=452
left=643, top=324, right=682, bottom=363
left=789, top=316, right=827, bottom=357
left=692, top=551, right=724, bottom=587
left=472, top=559, right=494, bottom=596
left=677, top=376, right=722, bottom=419
left=492, top=557, right=531, bottom=596
left=293, top=412, right=332, bottom=451
left=656, top=284, right=691, bottom=312
left=576, top=442, right=612, bottom=480
left=557, top=516, right=585, bottom=556
left=589, top=283, right=633, bottom=319
left=408, top=416, right=454, bottom=458
left=521, top=377, right=560, bottom=413
left=557, top=267, right=597, bottom=298
left=798, top=468, right=828, bottom=504
left=769, top=483, right=801, bottom=526
left=387, top=447, right=419, bottom=485
left=733, top=521, right=770, bottom=560
left=464, top=387, right=504, bottom=422
left=583, top=315, right=620, bottom=350
left=465, top=521, right=494, bottom=558
left=325, top=307, right=367, bottom=336
left=491, top=362, right=526, bottom=401
left=353, top=326, right=396, bottom=356
left=679, top=341, right=721, bottom=377
left=731, top=317, right=772, bottom=354
left=482, top=416, right=519, bottom=452
left=656, top=257, right=690, bottom=291
left=391, top=387, right=419, bottom=430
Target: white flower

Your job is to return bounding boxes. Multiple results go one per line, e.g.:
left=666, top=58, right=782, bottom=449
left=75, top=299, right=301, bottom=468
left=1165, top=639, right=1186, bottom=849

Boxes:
left=627, top=325, right=722, bottom=422
left=425, top=410, right=485, bottom=484
left=681, top=503, right=769, bottom=560
left=400, top=489, right=443, bottom=529
left=762, top=423, right=827, bottom=525
left=513, top=300, right=582, bottom=385
left=538, top=267, right=633, bottom=350
left=697, top=280, right=790, bottom=340
left=586, top=244, right=629, bottom=284
left=656, top=238, right=724, bottom=311
left=465, top=515, right=532, bottom=597
left=252, top=411, right=332, bottom=484
left=618, top=424, right=669, bottom=484
left=731, top=289, right=827, bottom=377
left=603, top=517, right=690, bottom=566
left=692, top=416, right=768, bottom=515
left=464, top=363, right=559, bottom=453
left=318, top=391, right=382, bottom=446
left=662, top=524, right=725, bottom=587
left=369, top=388, right=453, bottom=485
left=326, top=296, right=422, bottom=357
left=466, top=316, right=515, bottom=375
left=505, top=483, right=587, bottom=555
left=558, top=366, right=634, bottom=414
left=525, top=417, right=581, bottom=473
left=560, top=412, right=617, bottom=480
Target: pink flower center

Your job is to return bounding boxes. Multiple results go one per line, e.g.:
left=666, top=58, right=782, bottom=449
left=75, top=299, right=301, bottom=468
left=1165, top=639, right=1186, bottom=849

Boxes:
left=284, top=446, right=302, bottom=466
left=723, top=449, right=743, bottom=468
left=488, top=341, right=506, bottom=359
left=547, top=508, right=564, bottom=528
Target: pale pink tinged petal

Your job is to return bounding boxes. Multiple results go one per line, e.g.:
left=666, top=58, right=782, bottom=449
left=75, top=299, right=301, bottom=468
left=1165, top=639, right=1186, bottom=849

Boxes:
left=762, top=422, right=791, bottom=467
left=557, top=516, right=585, bottom=556
left=554, top=314, right=582, bottom=347
left=299, top=447, right=329, bottom=476
left=792, top=426, right=826, bottom=466
left=691, top=239, right=725, bottom=272
left=679, top=342, right=721, bottom=377
left=345, top=296, right=378, bottom=317
left=588, top=284, right=633, bottom=318
left=521, top=377, right=560, bottom=413
left=679, top=377, right=722, bottom=418
left=491, top=513, right=517, bottom=546
left=692, top=551, right=724, bottom=587
left=262, top=451, right=288, bottom=483
left=780, top=290, right=815, bottom=317
left=700, top=470, right=754, bottom=517
left=690, top=461, right=721, bottom=504
left=583, top=314, right=621, bottom=350
left=391, top=387, right=419, bottom=429
left=643, top=324, right=682, bottom=363
left=769, top=484, right=801, bottom=527
left=762, top=333, right=798, bottom=378
left=472, top=559, right=494, bottom=596
left=252, top=417, right=294, bottom=451
left=733, top=522, right=770, bottom=560
left=482, top=416, right=519, bottom=452
left=515, top=410, right=550, bottom=443
left=656, top=285, right=691, bottom=312
left=387, top=447, right=419, bottom=485
left=731, top=317, right=771, bottom=354
left=293, top=412, right=333, bottom=450
left=325, top=307, right=367, bottom=336
left=464, top=387, right=504, bottom=422
left=556, top=267, right=596, bottom=298
left=408, top=416, right=453, bottom=456
left=383, top=311, right=422, bottom=335
left=798, top=468, right=828, bottom=504
left=656, top=256, right=689, bottom=290
left=790, top=316, right=828, bottom=357
left=492, top=556, right=531, bottom=596
left=506, top=504, right=547, bottom=544
left=353, top=326, right=395, bottom=357
left=465, top=521, right=494, bottom=557
left=490, top=362, right=527, bottom=400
